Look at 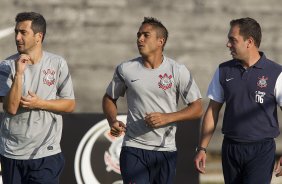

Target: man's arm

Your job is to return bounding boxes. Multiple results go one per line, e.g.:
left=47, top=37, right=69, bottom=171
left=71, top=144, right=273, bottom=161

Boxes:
left=3, top=73, right=23, bottom=114
left=20, top=91, right=75, bottom=113
left=274, top=106, right=282, bottom=177
left=144, top=98, right=203, bottom=128
left=4, top=54, right=29, bottom=114
left=194, top=99, right=223, bottom=174
left=102, top=93, right=126, bottom=137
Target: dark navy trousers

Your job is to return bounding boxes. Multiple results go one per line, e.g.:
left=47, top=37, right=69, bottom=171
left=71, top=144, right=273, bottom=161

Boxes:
left=222, top=137, right=275, bottom=184
left=120, top=146, right=177, bottom=184
left=0, top=153, right=64, bottom=184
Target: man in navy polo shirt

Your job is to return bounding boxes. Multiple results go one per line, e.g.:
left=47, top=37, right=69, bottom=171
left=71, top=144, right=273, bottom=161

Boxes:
left=194, top=17, right=282, bottom=183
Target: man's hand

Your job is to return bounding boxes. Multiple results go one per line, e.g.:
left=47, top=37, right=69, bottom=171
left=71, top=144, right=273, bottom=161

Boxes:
left=194, top=151, right=207, bottom=174
left=16, top=54, right=30, bottom=75
left=110, top=120, right=126, bottom=137
left=275, top=156, right=282, bottom=177
left=20, top=91, right=42, bottom=110
left=145, top=112, right=169, bottom=128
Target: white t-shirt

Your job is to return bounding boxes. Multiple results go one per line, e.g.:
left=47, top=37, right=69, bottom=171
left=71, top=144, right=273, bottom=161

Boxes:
left=0, top=51, right=75, bottom=159
left=106, top=56, right=202, bottom=151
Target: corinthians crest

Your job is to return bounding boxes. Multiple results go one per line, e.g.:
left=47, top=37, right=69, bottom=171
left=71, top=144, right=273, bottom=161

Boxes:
left=257, top=76, right=268, bottom=88
left=43, top=69, right=56, bottom=86
left=158, top=73, right=173, bottom=90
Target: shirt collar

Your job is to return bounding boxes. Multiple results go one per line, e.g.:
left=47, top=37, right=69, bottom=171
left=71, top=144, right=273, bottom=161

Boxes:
left=253, top=52, right=267, bottom=69
left=234, top=51, right=267, bottom=69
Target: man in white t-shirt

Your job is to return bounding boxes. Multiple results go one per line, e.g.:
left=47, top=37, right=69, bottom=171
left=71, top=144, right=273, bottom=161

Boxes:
left=0, top=12, right=75, bottom=184
left=103, top=17, right=203, bottom=184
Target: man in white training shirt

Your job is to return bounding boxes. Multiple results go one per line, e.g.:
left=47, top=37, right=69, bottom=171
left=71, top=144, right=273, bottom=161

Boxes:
left=0, top=12, right=75, bottom=184
left=103, top=17, right=203, bottom=184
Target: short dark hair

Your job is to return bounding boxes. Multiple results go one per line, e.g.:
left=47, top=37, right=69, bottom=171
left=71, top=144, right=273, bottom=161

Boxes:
left=15, top=12, right=46, bottom=42
left=230, top=17, right=261, bottom=48
left=142, top=17, right=168, bottom=49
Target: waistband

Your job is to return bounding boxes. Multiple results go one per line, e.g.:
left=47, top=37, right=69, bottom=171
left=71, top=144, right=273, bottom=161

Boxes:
left=223, top=136, right=274, bottom=145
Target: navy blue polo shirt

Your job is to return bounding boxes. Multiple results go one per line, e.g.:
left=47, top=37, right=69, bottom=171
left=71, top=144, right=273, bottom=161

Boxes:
left=207, top=52, right=282, bottom=141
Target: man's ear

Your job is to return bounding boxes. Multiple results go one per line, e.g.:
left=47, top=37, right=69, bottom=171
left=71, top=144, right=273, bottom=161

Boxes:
left=35, top=32, right=43, bottom=43
left=247, top=37, right=255, bottom=48
left=159, top=37, right=165, bottom=48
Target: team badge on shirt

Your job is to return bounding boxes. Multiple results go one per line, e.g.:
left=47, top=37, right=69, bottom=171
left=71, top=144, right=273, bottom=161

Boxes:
left=43, top=69, right=56, bottom=86
left=257, top=76, right=268, bottom=88
left=158, top=73, right=172, bottom=90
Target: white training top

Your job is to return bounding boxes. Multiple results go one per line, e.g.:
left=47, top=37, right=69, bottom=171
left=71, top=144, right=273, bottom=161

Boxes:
left=106, top=56, right=202, bottom=151
left=0, top=51, right=75, bottom=159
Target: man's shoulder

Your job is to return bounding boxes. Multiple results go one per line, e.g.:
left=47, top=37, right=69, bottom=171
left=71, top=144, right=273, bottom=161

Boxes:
left=42, top=51, right=68, bottom=69
left=126, top=56, right=142, bottom=64
left=0, top=54, right=18, bottom=70
left=43, top=51, right=65, bottom=61
left=118, top=56, right=142, bottom=68
left=219, top=59, right=235, bottom=68
left=264, top=58, right=282, bottom=69
left=163, top=56, right=190, bottom=73
left=3, top=53, right=19, bottom=62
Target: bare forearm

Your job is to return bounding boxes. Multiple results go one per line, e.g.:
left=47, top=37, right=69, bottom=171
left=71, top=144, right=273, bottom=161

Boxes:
left=102, top=94, right=118, bottom=125
left=166, top=99, right=203, bottom=123
left=4, top=74, right=23, bottom=114
left=199, top=111, right=218, bottom=148
left=38, top=99, right=75, bottom=113
left=199, top=100, right=222, bottom=148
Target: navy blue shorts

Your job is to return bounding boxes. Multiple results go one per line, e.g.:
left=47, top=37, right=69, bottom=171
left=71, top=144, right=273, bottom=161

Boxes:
left=0, top=153, right=65, bottom=184
left=222, top=137, right=275, bottom=184
left=120, top=146, right=177, bottom=184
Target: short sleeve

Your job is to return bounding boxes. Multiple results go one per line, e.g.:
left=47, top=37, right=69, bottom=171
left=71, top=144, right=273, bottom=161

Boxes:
left=56, top=59, right=75, bottom=99
left=275, top=72, right=282, bottom=106
left=106, top=65, right=127, bottom=100
left=0, top=61, right=13, bottom=97
left=177, top=65, right=202, bottom=104
left=207, top=67, right=224, bottom=103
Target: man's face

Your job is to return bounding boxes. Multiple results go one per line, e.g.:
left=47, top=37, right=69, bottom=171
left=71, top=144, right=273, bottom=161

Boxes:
left=226, top=25, right=249, bottom=60
left=15, top=20, right=41, bottom=54
left=136, top=23, right=163, bottom=57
